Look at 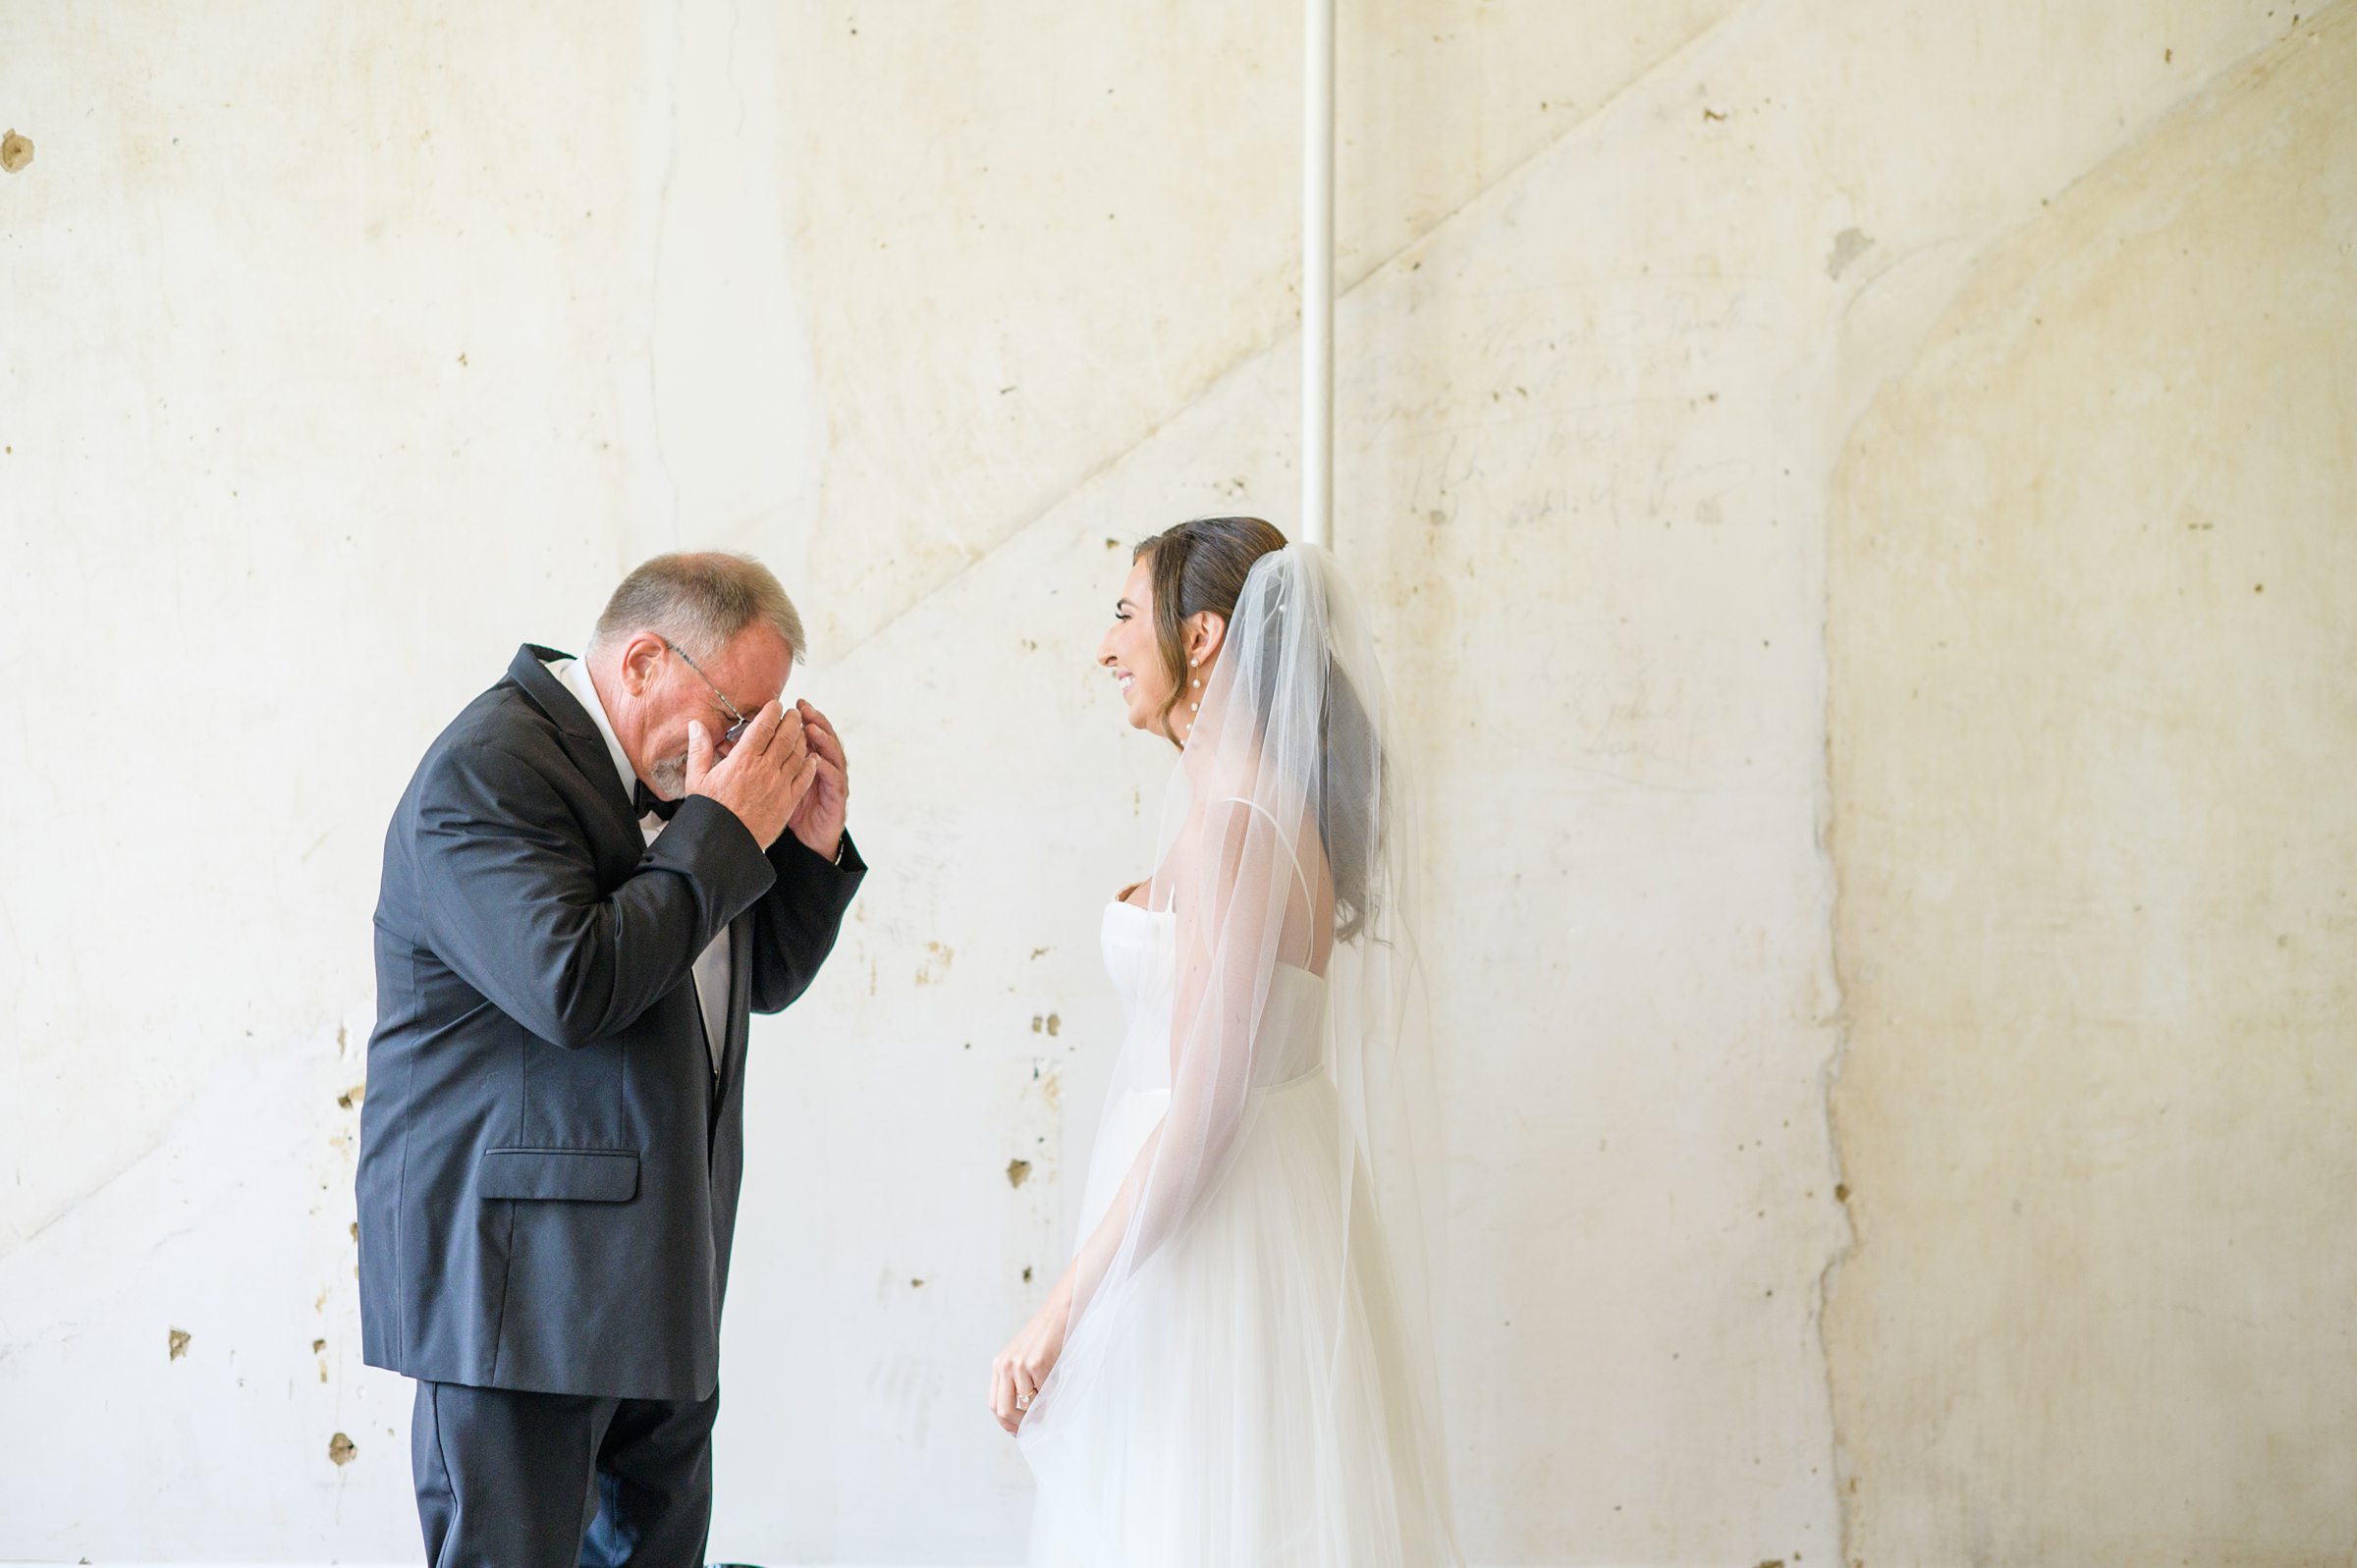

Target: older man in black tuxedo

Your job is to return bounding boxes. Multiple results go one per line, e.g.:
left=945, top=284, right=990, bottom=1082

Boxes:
left=356, top=551, right=865, bottom=1565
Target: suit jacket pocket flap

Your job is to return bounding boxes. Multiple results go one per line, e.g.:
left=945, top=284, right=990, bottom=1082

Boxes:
left=478, top=1148, right=640, bottom=1202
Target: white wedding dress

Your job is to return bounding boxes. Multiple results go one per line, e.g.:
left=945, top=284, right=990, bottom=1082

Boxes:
left=1018, top=894, right=1454, bottom=1567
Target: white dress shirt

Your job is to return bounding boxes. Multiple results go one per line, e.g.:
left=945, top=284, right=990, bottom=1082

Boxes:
left=544, top=651, right=731, bottom=1078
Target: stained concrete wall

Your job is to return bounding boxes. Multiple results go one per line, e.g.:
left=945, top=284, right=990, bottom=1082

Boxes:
left=1823, top=10, right=2357, bottom=1562
left=0, top=2, right=2347, bottom=1563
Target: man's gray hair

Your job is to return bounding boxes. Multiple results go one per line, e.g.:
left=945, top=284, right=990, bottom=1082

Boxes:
left=588, top=551, right=806, bottom=667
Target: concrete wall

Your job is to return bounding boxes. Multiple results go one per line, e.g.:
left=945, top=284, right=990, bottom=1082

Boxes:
left=0, top=2, right=2346, bottom=1562
left=1823, top=9, right=2357, bottom=1561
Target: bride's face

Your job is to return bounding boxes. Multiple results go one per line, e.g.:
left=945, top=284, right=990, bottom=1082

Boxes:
left=1098, top=556, right=1177, bottom=737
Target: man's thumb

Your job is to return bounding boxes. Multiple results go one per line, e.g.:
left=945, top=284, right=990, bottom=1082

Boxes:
left=685, top=719, right=713, bottom=787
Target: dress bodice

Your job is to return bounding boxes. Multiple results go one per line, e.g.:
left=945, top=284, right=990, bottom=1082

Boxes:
left=1100, top=900, right=1330, bottom=1087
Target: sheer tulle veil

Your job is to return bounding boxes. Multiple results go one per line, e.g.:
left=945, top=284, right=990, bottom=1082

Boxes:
left=1017, top=541, right=1457, bottom=1559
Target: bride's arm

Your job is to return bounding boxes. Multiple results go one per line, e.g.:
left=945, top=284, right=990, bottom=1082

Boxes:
left=1086, top=798, right=1295, bottom=1282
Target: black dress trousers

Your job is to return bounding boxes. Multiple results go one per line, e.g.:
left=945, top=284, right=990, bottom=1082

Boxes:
left=411, top=1377, right=722, bottom=1568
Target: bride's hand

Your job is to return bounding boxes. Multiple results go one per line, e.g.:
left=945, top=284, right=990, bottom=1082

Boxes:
left=990, top=1274, right=1073, bottom=1434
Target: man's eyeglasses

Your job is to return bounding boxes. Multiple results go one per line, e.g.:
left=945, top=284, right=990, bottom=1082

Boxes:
left=662, top=637, right=757, bottom=746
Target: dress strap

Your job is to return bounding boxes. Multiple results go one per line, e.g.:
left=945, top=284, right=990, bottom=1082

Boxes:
left=1214, top=796, right=1316, bottom=908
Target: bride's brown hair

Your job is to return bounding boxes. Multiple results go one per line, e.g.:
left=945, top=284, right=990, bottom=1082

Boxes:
left=1131, top=514, right=1289, bottom=742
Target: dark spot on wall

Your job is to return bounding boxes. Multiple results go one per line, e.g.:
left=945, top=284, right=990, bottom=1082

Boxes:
left=328, top=1432, right=356, bottom=1466
left=1044, top=1013, right=1062, bottom=1038
left=168, top=1327, right=191, bottom=1360
left=336, top=1083, right=364, bottom=1109
left=0, top=131, right=30, bottom=174
left=915, top=941, right=953, bottom=985
left=1826, top=227, right=1875, bottom=281
left=910, top=1277, right=924, bottom=1288
left=1006, top=1159, right=1032, bottom=1188
left=1835, top=1183, right=1850, bottom=1203
left=1021, top=1266, right=1033, bottom=1282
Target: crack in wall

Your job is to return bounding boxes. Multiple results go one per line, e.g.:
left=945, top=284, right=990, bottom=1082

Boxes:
left=1813, top=598, right=1862, bottom=1564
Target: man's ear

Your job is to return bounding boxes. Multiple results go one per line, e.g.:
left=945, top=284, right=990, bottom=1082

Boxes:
left=618, top=632, right=665, bottom=697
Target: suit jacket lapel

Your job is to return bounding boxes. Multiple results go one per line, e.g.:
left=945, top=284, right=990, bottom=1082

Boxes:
left=506, top=643, right=644, bottom=838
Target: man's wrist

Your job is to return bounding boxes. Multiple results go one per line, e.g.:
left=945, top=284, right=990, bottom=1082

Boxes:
left=786, top=825, right=848, bottom=865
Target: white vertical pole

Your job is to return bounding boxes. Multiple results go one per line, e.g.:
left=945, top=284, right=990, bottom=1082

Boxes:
left=1302, top=0, right=1336, bottom=550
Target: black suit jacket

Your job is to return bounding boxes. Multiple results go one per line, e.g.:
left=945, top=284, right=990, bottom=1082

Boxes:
left=356, top=643, right=863, bottom=1400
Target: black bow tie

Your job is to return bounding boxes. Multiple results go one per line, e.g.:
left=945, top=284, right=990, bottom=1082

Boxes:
left=631, top=781, right=682, bottom=822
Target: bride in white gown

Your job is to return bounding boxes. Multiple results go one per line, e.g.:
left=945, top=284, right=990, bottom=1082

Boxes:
left=991, top=517, right=1460, bottom=1566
